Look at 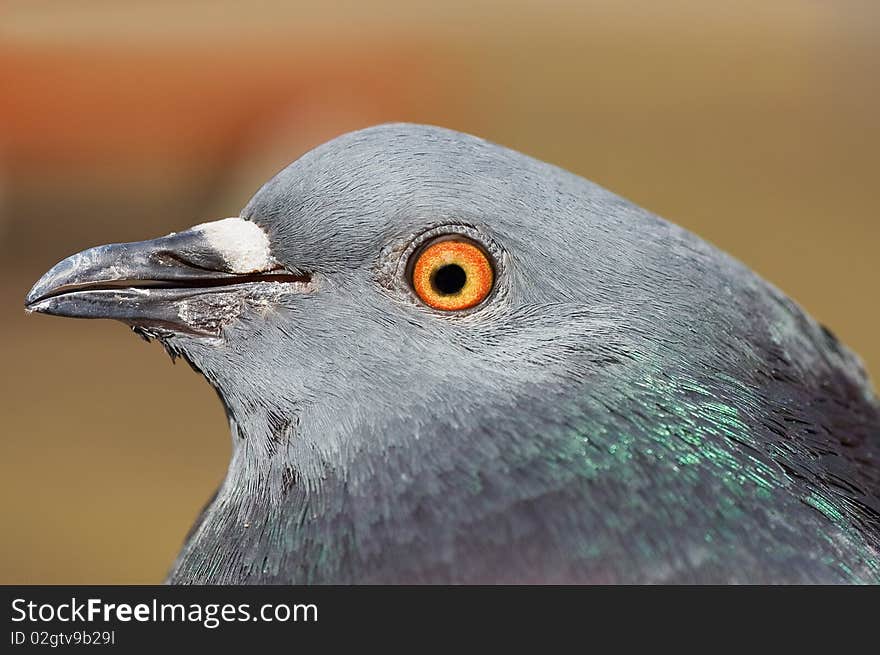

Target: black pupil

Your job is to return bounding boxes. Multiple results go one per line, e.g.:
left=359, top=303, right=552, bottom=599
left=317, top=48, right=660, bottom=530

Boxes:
left=431, top=264, right=467, bottom=295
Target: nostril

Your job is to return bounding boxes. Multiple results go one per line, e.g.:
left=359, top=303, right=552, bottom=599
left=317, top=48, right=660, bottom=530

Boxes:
left=151, top=248, right=229, bottom=273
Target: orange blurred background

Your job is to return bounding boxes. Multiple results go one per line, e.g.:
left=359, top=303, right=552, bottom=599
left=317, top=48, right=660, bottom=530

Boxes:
left=1, top=1, right=878, bottom=583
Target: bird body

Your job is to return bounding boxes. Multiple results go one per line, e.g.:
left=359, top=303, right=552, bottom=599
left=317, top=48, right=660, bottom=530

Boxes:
left=27, top=124, right=880, bottom=583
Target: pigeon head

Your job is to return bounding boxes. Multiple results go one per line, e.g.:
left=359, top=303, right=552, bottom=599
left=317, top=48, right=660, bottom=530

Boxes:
left=26, top=124, right=662, bottom=483
left=26, top=123, right=880, bottom=583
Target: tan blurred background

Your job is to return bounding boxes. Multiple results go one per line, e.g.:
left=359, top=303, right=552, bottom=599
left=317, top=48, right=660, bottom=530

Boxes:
left=1, top=1, right=878, bottom=583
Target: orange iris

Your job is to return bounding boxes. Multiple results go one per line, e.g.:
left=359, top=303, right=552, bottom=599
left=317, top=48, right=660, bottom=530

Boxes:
left=411, top=238, right=494, bottom=311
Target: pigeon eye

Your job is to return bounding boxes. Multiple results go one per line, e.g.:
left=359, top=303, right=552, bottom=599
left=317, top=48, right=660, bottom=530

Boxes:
left=410, top=237, right=494, bottom=311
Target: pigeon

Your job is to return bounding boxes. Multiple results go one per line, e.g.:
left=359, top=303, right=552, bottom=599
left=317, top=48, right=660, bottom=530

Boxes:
left=26, top=123, right=880, bottom=584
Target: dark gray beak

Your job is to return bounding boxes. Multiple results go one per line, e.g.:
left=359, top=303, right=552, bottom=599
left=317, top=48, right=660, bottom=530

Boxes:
left=25, top=217, right=308, bottom=336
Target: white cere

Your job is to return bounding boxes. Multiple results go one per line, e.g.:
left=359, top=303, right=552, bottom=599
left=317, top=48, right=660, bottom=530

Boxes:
left=191, top=217, right=275, bottom=274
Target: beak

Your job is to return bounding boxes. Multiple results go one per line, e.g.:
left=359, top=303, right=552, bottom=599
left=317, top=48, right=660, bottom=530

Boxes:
left=25, top=217, right=309, bottom=336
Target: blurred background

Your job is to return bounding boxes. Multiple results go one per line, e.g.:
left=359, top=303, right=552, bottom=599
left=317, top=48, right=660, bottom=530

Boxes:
left=1, top=1, right=878, bottom=583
